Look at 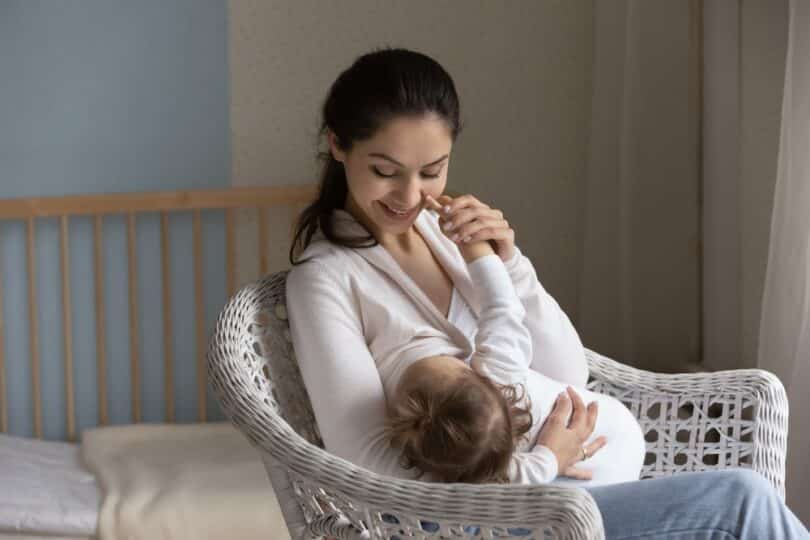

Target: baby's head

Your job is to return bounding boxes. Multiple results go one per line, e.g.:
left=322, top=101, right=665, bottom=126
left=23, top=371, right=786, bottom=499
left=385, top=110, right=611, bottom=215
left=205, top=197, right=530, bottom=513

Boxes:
left=385, top=355, right=532, bottom=483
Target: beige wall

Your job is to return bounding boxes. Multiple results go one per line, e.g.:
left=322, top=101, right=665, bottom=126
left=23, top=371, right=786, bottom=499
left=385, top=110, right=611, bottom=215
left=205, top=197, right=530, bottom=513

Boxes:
left=229, top=0, right=594, bottom=319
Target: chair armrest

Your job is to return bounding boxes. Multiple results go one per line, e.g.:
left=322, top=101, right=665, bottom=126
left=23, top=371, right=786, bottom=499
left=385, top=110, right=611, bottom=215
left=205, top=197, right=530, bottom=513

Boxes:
left=585, top=348, right=788, bottom=499
left=237, top=405, right=606, bottom=540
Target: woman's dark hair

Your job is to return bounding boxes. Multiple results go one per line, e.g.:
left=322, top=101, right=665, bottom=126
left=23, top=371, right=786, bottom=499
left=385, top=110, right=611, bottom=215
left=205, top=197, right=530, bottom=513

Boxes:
left=385, top=369, right=533, bottom=484
left=289, top=47, right=463, bottom=265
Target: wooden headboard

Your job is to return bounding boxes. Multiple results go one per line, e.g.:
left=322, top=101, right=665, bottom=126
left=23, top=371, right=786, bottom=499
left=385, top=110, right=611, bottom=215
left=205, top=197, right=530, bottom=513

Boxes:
left=0, top=184, right=316, bottom=441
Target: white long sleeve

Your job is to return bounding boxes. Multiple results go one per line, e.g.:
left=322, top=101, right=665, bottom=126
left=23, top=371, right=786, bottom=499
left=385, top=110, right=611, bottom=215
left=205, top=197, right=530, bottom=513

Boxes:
left=467, top=254, right=559, bottom=484
left=503, top=247, right=589, bottom=388
left=467, top=254, right=532, bottom=385
left=508, top=446, right=559, bottom=484
left=285, top=259, right=419, bottom=480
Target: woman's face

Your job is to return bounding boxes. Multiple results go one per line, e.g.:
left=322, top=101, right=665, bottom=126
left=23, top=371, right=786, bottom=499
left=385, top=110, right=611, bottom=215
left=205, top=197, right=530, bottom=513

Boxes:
left=328, top=113, right=453, bottom=242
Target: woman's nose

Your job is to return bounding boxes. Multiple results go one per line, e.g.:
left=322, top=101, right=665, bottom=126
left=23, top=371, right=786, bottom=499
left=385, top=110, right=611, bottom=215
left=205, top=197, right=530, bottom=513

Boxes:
left=397, top=177, right=423, bottom=208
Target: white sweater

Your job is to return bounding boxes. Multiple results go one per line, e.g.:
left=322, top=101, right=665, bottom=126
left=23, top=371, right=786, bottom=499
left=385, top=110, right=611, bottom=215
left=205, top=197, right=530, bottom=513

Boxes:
left=286, top=208, right=644, bottom=484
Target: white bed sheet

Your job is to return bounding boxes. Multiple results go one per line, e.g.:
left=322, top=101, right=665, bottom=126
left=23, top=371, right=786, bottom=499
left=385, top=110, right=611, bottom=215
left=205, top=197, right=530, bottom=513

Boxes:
left=0, top=434, right=99, bottom=537
left=0, top=535, right=93, bottom=540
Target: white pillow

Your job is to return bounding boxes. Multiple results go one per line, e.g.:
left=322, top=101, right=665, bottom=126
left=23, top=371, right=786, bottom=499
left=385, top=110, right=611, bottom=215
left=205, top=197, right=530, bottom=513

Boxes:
left=0, top=434, right=99, bottom=536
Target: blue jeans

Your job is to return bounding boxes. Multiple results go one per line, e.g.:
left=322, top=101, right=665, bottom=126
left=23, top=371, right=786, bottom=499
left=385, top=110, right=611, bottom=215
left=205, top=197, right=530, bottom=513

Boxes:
left=385, top=469, right=808, bottom=539
left=585, top=469, right=809, bottom=539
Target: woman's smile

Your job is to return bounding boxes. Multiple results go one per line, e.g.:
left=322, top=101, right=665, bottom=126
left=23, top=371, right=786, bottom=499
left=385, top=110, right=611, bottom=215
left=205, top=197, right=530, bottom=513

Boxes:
left=378, top=200, right=420, bottom=221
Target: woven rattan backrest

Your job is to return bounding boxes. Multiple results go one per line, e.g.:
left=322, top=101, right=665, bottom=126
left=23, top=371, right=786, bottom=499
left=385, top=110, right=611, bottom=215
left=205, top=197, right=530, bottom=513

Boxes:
left=209, top=270, right=323, bottom=447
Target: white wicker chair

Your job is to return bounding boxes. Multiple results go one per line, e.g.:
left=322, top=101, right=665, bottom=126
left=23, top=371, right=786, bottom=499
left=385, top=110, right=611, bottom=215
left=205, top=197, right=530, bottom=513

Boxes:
left=207, top=271, right=789, bottom=540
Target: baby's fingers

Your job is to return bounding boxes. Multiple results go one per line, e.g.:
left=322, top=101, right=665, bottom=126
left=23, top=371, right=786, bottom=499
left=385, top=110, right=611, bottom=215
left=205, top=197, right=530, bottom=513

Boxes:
left=423, top=193, right=443, bottom=212
left=436, top=195, right=454, bottom=216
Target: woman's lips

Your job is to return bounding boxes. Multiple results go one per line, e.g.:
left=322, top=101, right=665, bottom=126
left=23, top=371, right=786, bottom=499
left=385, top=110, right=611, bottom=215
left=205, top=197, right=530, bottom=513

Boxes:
left=379, top=200, right=418, bottom=219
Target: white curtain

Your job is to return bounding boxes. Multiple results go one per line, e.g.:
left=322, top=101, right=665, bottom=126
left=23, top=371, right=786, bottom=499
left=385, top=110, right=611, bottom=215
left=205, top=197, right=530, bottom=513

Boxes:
left=758, top=0, right=810, bottom=525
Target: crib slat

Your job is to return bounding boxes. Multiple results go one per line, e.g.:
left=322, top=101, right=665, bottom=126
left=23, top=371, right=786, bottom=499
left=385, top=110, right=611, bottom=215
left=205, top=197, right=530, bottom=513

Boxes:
left=258, top=207, right=269, bottom=276
left=0, top=237, right=7, bottom=434
left=94, top=215, right=108, bottom=426
left=226, top=208, right=235, bottom=297
left=26, top=217, right=42, bottom=438
left=127, top=213, right=141, bottom=423
left=0, top=188, right=318, bottom=438
left=193, top=210, right=206, bottom=422
left=161, top=212, right=174, bottom=423
left=60, top=216, right=76, bottom=441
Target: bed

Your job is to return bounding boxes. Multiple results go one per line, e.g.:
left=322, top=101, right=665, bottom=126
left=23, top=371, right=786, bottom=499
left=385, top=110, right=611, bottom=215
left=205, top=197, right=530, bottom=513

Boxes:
left=0, top=185, right=315, bottom=539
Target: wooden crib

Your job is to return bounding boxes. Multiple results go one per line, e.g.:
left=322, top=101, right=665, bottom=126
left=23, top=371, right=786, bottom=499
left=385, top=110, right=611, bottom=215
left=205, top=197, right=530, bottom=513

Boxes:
left=0, top=184, right=314, bottom=539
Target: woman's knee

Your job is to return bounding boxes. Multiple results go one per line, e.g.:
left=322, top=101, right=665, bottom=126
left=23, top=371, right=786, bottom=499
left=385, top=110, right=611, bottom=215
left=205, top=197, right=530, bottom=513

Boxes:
left=721, top=468, right=774, bottom=495
left=705, top=468, right=779, bottom=511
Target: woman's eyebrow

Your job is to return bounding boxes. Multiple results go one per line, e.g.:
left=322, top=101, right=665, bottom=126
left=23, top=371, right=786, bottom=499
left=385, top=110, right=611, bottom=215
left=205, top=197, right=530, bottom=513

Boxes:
left=367, top=152, right=448, bottom=167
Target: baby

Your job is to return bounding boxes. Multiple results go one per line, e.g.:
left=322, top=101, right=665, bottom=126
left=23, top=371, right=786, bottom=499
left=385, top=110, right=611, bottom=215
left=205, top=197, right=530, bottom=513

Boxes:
left=384, top=196, right=645, bottom=485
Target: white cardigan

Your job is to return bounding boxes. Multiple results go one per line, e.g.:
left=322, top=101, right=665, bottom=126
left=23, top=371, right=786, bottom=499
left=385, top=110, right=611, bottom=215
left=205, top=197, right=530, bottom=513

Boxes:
left=286, top=208, right=610, bottom=481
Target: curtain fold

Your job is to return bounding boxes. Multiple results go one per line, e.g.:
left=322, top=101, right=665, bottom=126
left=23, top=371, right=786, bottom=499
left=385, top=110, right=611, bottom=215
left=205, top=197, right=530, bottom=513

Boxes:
left=757, top=0, right=810, bottom=525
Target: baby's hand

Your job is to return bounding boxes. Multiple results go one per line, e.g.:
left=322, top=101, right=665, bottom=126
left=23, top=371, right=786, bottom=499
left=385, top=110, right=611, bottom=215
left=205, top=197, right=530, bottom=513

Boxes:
left=425, top=194, right=494, bottom=263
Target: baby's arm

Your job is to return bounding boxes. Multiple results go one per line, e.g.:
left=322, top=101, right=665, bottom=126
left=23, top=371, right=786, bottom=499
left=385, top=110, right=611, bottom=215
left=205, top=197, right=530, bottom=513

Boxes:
left=419, top=192, right=531, bottom=385
left=464, top=243, right=562, bottom=483
left=456, top=232, right=496, bottom=264
left=462, top=241, right=533, bottom=387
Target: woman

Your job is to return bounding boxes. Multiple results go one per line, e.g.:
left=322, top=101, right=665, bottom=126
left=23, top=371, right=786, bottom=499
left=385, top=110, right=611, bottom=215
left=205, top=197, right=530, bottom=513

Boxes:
left=285, top=47, right=808, bottom=539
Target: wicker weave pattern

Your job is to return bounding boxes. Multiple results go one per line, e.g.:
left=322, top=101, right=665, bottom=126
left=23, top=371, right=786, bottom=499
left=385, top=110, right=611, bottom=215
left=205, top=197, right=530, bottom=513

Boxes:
left=207, top=271, right=789, bottom=539
left=586, top=350, right=788, bottom=498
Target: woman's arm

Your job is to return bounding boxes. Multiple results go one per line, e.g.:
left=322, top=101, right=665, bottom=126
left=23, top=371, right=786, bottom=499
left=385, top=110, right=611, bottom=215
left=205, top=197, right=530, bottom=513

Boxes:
left=503, top=247, right=589, bottom=388
left=285, top=259, right=420, bottom=479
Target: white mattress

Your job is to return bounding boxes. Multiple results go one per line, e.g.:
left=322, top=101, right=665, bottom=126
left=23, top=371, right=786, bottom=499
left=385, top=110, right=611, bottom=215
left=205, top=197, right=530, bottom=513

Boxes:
left=0, top=535, right=93, bottom=539
left=0, top=434, right=99, bottom=537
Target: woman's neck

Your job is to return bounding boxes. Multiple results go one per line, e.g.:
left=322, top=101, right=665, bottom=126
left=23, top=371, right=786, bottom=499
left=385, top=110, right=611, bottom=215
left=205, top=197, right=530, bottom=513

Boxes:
left=379, top=227, right=421, bottom=254
left=344, top=198, right=421, bottom=254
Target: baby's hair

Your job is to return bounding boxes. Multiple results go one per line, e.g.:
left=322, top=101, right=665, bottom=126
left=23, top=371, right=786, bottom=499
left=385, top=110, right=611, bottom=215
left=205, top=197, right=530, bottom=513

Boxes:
left=385, top=369, right=532, bottom=483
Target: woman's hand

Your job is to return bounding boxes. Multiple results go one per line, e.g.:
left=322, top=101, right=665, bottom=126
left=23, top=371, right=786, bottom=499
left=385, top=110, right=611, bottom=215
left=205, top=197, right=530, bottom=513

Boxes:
left=535, top=386, right=607, bottom=480
left=433, top=193, right=516, bottom=263
left=426, top=194, right=494, bottom=263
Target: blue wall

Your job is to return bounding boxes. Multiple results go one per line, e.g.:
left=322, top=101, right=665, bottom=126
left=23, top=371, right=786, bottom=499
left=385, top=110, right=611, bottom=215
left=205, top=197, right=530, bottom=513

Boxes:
left=0, top=1, right=230, bottom=438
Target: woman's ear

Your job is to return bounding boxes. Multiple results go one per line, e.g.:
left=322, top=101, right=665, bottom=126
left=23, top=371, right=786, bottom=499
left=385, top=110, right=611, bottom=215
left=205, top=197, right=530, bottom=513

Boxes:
left=327, top=130, right=346, bottom=163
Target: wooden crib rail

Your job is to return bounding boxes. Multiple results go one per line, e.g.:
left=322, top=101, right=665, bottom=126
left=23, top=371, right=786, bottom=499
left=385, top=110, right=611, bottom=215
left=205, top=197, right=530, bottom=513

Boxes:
left=0, top=184, right=316, bottom=440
